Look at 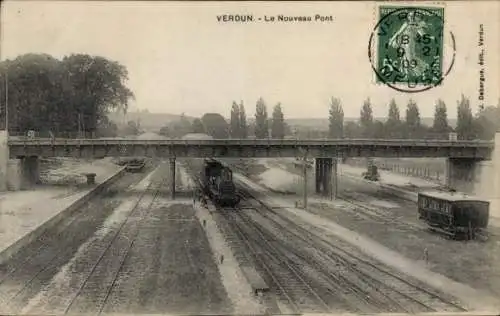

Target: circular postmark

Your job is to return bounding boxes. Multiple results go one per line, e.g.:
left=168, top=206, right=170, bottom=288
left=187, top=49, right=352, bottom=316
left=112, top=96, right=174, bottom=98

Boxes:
left=368, top=6, right=456, bottom=93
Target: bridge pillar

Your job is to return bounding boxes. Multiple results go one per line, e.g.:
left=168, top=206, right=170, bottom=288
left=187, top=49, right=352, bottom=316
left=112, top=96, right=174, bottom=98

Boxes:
left=0, top=131, right=7, bottom=191
left=20, top=156, right=40, bottom=189
left=491, top=132, right=500, bottom=218
left=444, top=158, right=452, bottom=188
left=315, top=158, right=323, bottom=194
left=331, top=158, right=338, bottom=200
left=323, top=158, right=332, bottom=197
left=315, top=159, right=321, bottom=193
left=315, top=158, right=334, bottom=197
left=445, top=158, right=479, bottom=193
left=170, top=158, right=176, bottom=200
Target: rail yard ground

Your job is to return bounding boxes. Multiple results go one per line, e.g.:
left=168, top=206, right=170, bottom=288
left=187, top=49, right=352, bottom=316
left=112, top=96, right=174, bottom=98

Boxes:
left=1, top=156, right=500, bottom=314
left=0, top=158, right=122, bottom=260
left=237, top=158, right=500, bottom=304
left=0, top=159, right=233, bottom=314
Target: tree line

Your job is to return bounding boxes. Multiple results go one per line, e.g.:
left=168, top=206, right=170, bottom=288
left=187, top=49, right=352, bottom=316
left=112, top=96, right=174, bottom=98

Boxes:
left=159, top=97, right=290, bottom=139
left=2, top=53, right=497, bottom=141
left=328, top=96, right=500, bottom=140
left=0, top=53, right=134, bottom=138
left=161, top=95, right=500, bottom=141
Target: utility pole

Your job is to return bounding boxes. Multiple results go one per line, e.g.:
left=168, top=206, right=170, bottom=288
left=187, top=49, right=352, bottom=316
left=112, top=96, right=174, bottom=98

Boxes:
left=4, top=71, right=8, bottom=132
left=78, top=113, right=82, bottom=138
left=302, top=156, right=307, bottom=209
left=299, top=147, right=308, bottom=209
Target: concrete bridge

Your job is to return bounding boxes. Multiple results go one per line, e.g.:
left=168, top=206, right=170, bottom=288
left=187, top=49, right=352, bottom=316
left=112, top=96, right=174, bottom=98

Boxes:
left=6, top=138, right=494, bottom=159
left=1, top=132, right=498, bottom=203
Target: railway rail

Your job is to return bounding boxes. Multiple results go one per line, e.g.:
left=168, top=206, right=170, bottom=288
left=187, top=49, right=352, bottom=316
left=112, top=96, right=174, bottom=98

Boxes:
left=219, top=207, right=330, bottom=313
left=0, top=168, right=155, bottom=312
left=184, top=159, right=467, bottom=312
left=0, top=165, right=161, bottom=314
left=232, top=205, right=402, bottom=313
left=232, top=159, right=490, bottom=240
left=236, top=186, right=468, bottom=313
left=339, top=189, right=492, bottom=240
left=338, top=190, right=424, bottom=230
left=63, top=177, right=164, bottom=314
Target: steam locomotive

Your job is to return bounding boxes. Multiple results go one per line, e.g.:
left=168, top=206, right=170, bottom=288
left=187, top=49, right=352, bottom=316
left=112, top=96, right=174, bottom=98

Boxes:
left=181, top=133, right=241, bottom=208
left=200, top=158, right=241, bottom=207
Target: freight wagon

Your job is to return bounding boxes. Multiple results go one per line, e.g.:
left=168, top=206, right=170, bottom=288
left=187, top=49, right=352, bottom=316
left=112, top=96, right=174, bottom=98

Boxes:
left=417, top=190, right=489, bottom=240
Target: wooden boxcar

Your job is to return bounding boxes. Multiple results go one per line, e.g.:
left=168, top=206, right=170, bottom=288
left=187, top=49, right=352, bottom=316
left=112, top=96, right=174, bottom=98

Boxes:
left=417, top=191, right=490, bottom=239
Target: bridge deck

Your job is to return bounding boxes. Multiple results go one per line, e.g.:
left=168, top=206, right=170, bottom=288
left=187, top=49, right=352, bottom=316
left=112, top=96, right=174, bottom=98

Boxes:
left=6, top=138, right=494, bottom=159
left=6, top=138, right=495, bottom=147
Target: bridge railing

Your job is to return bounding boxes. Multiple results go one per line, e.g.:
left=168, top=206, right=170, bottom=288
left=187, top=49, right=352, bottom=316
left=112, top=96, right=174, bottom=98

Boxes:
left=6, top=137, right=494, bottom=147
left=8, top=130, right=83, bottom=139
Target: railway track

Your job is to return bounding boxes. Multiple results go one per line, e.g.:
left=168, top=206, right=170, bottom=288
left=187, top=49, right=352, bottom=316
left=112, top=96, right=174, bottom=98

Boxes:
left=239, top=188, right=467, bottom=313
left=233, top=159, right=416, bottom=228
left=218, top=207, right=330, bottom=313
left=183, top=159, right=466, bottom=312
left=337, top=190, right=425, bottom=231
left=232, top=159, right=430, bottom=234
left=339, top=189, right=493, bottom=241
left=0, top=166, right=162, bottom=314
left=0, top=168, right=156, bottom=312
left=62, top=178, right=164, bottom=314
left=193, top=159, right=464, bottom=313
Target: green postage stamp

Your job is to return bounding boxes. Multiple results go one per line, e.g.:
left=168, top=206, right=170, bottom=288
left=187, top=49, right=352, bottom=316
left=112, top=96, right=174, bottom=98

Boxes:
left=369, top=6, right=449, bottom=92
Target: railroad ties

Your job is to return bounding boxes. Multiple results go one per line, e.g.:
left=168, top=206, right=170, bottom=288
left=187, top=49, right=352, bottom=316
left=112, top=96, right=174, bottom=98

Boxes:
left=241, top=266, right=270, bottom=296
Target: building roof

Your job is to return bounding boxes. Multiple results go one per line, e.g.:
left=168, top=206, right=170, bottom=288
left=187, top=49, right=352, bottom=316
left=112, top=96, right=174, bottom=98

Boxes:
left=418, top=190, right=489, bottom=203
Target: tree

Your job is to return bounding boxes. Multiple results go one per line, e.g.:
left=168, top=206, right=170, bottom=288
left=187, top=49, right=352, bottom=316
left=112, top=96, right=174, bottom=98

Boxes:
left=254, top=97, right=269, bottom=138
left=344, top=121, right=362, bottom=138
left=405, top=99, right=422, bottom=138
left=359, top=98, right=373, bottom=137
left=96, top=115, right=118, bottom=137
left=161, top=113, right=192, bottom=138
left=158, top=125, right=170, bottom=137
left=474, top=105, right=500, bottom=140
left=201, top=113, right=228, bottom=139
left=60, top=54, right=134, bottom=137
left=247, top=121, right=255, bottom=139
left=191, top=118, right=205, bottom=134
left=372, top=120, right=385, bottom=139
left=0, top=54, right=66, bottom=135
left=385, top=99, right=401, bottom=138
left=328, top=97, right=344, bottom=138
left=432, top=99, right=450, bottom=138
left=283, top=122, right=292, bottom=137
left=174, top=114, right=192, bottom=137
left=271, top=103, right=285, bottom=139
left=239, top=101, right=248, bottom=139
left=456, top=94, right=475, bottom=140
left=122, top=120, right=141, bottom=136
left=229, top=101, right=240, bottom=138
left=0, top=53, right=134, bottom=137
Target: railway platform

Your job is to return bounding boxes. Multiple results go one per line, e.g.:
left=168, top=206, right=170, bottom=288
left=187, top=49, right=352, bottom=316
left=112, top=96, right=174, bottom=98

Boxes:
left=0, top=162, right=122, bottom=264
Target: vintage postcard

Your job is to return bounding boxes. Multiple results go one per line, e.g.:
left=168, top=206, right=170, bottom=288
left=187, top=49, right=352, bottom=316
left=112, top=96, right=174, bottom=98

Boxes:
left=0, top=1, right=499, bottom=315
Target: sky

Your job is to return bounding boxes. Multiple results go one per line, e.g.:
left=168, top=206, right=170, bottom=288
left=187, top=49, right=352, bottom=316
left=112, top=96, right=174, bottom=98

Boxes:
left=1, top=1, right=499, bottom=119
